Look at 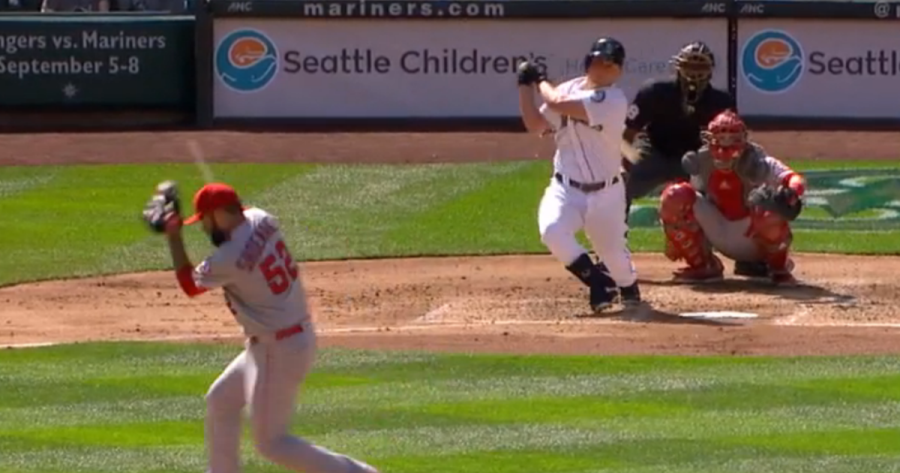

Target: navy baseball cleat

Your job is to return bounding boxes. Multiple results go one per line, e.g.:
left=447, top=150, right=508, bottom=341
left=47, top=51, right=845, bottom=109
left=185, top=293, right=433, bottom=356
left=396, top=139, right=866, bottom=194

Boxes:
left=619, top=282, right=642, bottom=307
left=590, top=283, right=618, bottom=312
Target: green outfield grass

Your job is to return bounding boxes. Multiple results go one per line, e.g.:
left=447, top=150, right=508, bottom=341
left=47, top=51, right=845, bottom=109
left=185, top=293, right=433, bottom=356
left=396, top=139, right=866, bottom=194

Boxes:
left=0, top=343, right=898, bottom=473
left=1, top=159, right=899, bottom=287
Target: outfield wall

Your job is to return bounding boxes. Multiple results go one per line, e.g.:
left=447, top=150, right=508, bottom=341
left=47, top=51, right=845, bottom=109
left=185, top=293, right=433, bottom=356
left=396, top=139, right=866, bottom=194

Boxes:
left=1, top=0, right=898, bottom=132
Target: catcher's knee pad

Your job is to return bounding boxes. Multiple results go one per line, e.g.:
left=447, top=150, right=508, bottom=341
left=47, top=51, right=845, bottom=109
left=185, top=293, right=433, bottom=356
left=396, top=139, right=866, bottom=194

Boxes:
left=659, top=183, right=713, bottom=267
left=749, top=209, right=792, bottom=250
left=658, top=182, right=698, bottom=225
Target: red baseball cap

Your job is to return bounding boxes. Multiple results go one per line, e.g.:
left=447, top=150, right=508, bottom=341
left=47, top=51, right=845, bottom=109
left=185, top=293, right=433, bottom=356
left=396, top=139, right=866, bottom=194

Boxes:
left=183, top=183, right=242, bottom=225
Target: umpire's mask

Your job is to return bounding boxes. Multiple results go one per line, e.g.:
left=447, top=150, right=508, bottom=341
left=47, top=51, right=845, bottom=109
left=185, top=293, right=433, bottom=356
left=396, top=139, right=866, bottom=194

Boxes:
left=672, top=42, right=715, bottom=105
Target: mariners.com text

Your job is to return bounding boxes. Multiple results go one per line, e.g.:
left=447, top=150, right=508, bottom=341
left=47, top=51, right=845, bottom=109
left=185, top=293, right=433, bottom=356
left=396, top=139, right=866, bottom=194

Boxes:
left=298, top=0, right=504, bottom=17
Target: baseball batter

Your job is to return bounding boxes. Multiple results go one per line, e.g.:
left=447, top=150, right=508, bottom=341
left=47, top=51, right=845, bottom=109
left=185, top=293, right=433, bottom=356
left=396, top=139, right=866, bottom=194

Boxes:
left=142, top=182, right=379, bottom=473
left=658, top=110, right=805, bottom=285
left=516, top=37, right=641, bottom=312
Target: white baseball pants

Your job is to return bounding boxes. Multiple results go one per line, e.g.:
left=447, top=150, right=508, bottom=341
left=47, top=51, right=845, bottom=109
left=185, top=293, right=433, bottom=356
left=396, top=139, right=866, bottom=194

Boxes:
left=204, top=325, right=377, bottom=473
left=538, top=175, right=637, bottom=287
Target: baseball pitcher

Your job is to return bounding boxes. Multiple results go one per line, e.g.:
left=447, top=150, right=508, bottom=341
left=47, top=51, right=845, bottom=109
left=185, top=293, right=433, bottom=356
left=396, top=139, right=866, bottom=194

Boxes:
left=142, top=182, right=379, bottom=473
left=516, top=37, right=641, bottom=313
left=658, top=110, right=805, bottom=285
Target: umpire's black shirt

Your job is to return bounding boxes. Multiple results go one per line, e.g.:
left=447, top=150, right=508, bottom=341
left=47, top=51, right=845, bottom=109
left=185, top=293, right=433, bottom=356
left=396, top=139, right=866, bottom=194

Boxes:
left=625, top=78, right=735, bottom=159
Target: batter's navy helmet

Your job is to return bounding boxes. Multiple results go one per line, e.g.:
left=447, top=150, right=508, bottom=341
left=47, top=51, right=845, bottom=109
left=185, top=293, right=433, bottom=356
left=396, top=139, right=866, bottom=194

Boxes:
left=584, top=37, right=626, bottom=71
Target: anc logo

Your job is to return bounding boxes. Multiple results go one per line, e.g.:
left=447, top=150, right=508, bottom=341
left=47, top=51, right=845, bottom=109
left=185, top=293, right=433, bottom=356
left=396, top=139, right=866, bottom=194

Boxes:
left=215, top=29, right=278, bottom=93
left=627, top=169, right=900, bottom=231
left=741, top=30, right=804, bottom=94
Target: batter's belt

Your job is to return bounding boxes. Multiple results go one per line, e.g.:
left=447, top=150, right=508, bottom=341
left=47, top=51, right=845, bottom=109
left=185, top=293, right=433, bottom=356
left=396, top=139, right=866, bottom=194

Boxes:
left=555, top=172, right=622, bottom=193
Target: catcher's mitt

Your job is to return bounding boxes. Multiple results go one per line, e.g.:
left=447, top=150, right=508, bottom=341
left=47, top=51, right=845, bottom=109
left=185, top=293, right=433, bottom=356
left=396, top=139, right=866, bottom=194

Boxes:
left=516, top=60, right=547, bottom=86
left=748, top=185, right=803, bottom=221
left=142, top=180, right=182, bottom=233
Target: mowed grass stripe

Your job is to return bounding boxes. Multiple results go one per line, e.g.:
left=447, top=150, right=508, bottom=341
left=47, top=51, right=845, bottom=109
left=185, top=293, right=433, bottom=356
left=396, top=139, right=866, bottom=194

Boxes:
left=382, top=161, right=549, bottom=255
left=4, top=394, right=897, bottom=440
left=0, top=164, right=315, bottom=286
left=559, top=455, right=900, bottom=473
left=2, top=345, right=900, bottom=472
left=3, top=392, right=899, bottom=438
left=250, top=161, right=536, bottom=260
left=4, top=160, right=900, bottom=287
left=0, top=168, right=59, bottom=200
left=3, top=442, right=899, bottom=473
left=3, top=345, right=899, bottom=409
left=3, top=346, right=899, bottom=403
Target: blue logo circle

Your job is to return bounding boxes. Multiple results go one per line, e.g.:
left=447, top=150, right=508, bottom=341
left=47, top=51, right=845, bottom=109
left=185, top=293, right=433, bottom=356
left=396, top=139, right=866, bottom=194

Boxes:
left=215, top=29, right=279, bottom=93
left=741, top=30, right=804, bottom=94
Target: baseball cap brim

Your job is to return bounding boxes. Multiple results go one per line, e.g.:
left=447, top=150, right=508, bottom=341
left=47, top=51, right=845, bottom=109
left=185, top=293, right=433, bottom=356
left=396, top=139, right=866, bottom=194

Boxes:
left=182, top=205, right=250, bottom=226
left=183, top=213, right=204, bottom=225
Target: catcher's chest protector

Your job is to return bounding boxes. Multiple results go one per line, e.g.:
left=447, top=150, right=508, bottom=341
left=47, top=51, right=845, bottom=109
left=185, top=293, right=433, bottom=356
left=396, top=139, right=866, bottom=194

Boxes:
left=691, top=144, right=769, bottom=205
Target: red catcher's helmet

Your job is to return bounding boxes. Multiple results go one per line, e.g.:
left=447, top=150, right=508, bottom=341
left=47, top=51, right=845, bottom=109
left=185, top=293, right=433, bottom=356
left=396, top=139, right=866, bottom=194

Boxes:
left=704, top=110, right=747, bottom=169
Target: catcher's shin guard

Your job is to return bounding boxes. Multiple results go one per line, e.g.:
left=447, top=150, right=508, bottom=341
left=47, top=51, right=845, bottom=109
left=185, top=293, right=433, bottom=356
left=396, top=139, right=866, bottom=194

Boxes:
left=748, top=208, right=796, bottom=285
left=659, top=183, right=722, bottom=282
left=566, top=254, right=617, bottom=312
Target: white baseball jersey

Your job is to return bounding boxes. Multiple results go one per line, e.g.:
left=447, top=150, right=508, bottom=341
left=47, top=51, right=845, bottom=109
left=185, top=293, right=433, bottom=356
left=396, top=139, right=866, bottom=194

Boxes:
left=540, top=76, right=628, bottom=184
left=192, top=207, right=309, bottom=337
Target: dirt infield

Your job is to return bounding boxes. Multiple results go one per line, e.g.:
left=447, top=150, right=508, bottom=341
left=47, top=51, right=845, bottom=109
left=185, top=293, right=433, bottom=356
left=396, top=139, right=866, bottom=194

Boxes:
left=3, top=130, right=900, bottom=355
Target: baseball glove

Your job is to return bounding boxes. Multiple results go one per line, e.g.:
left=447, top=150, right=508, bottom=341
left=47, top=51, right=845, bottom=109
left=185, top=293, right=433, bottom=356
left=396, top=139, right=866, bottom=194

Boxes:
left=142, top=180, right=182, bottom=233
left=516, top=60, right=547, bottom=86
left=748, top=184, right=803, bottom=221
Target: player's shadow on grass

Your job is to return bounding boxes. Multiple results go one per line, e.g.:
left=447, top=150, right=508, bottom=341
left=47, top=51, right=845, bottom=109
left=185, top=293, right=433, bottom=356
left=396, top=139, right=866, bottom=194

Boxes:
left=647, top=278, right=855, bottom=305
left=576, top=303, right=744, bottom=327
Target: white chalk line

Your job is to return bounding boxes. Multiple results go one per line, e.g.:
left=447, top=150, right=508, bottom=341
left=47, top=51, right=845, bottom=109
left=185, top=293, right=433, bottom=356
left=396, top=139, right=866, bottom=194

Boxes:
left=5, top=318, right=900, bottom=349
left=1, top=320, right=612, bottom=349
left=414, top=303, right=452, bottom=323
left=774, top=321, right=900, bottom=328
left=412, top=298, right=586, bottom=324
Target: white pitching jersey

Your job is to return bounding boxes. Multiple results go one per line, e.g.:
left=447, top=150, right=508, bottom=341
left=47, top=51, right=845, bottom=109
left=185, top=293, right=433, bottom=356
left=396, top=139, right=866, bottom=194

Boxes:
left=192, top=207, right=310, bottom=337
left=540, top=76, right=628, bottom=183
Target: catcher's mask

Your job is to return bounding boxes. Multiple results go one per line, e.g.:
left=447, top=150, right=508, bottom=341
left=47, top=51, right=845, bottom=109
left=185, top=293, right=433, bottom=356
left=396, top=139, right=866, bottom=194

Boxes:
left=703, top=110, right=747, bottom=170
left=584, top=37, right=626, bottom=71
left=672, top=42, right=715, bottom=103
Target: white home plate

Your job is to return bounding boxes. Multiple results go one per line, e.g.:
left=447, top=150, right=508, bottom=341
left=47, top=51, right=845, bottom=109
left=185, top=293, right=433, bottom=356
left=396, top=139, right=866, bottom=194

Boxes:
left=679, top=311, right=759, bottom=319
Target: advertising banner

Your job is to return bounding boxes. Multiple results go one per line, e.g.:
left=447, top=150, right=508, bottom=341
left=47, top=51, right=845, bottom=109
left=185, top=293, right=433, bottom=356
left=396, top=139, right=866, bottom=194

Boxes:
left=212, top=19, right=728, bottom=118
left=0, top=16, right=195, bottom=108
left=737, top=20, right=900, bottom=118
left=212, top=0, right=719, bottom=19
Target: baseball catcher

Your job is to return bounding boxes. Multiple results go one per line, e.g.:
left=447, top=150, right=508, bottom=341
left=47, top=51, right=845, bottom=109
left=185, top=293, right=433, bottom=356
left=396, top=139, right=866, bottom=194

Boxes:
left=619, top=41, right=774, bottom=279
left=658, top=110, right=805, bottom=286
